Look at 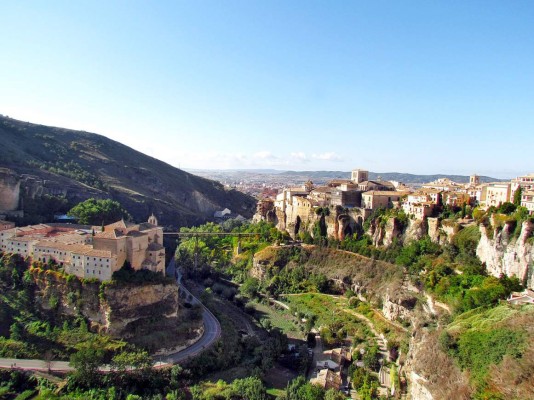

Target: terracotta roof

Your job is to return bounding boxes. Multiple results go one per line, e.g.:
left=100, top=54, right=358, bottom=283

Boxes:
left=9, top=236, right=41, bottom=242
left=84, top=249, right=114, bottom=258
left=311, top=186, right=333, bottom=193
left=363, top=190, right=403, bottom=196
left=101, top=220, right=127, bottom=231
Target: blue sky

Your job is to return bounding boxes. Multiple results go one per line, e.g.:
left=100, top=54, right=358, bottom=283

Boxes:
left=1, top=1, right=533, bottom=178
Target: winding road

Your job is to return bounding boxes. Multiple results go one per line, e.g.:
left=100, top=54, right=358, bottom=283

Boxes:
left=155, top=257, right=221, bottom=365
left=0, top=257, right=221, bottom=372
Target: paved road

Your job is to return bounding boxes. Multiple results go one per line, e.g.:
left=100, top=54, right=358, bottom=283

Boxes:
left=154, top=257, right=221, bottom=365
left=0, top=257, right=221, bottom=372
left=0, top=358, right=73, bottom=373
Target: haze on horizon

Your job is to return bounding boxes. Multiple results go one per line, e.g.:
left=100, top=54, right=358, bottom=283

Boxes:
left=1, top=1, right=533, bottom=179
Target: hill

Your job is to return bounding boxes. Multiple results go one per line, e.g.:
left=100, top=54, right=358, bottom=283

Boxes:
left=0, top=115, right=256, bottom=227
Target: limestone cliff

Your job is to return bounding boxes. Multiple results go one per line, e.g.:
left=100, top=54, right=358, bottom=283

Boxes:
left=367, top=217, right=404, bottom=247
left=477, top=221, right=534, bottom=289
left=270, top=205, right=365, bottom=241
left=0, top=168, right=21, bottom=211
left=30, top=268, right=181, bottom=340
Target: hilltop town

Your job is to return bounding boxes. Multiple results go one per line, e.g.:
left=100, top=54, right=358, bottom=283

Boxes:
left=254, top=168, right=534, bottom=238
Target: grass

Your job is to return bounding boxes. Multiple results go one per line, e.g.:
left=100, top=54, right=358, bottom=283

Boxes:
left=267, top=388, right=285, bottom=398
left=447, top=304, right=520, bottom=334
left=250, top=300, right=301, bottom=338
left=282, top=293, right=374, bottom=342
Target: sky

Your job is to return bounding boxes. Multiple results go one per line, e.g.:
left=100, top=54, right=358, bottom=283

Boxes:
left=1, top=1, right=533, bottom=178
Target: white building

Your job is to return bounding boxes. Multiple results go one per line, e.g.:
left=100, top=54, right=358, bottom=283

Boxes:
left=521, top=191, right=534, bottom=214
left=480, top=183, right=511, bottom=209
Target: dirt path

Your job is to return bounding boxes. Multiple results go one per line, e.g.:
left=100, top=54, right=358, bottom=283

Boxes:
left=342, top=308, right=388, bottom=358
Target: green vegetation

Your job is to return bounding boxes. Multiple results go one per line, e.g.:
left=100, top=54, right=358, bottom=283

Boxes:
left=11, top=194, right=71, bottom=225
left=190, top=377, right=267, bottom=400
left=473, top=204, right=533, bottom=240
left=67, top=198, right=132, bottom=225
left=0, top=253, right=128, bottom=360
left=339, top=225, right=522, bottom=314
left=282, top=294, right=374, bottom=347
left=439, top=304, right=533, bottom=397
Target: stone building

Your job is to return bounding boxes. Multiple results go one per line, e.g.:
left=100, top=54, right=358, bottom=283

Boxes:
left=480, top=183, right=512, bottom=209
left=362, top=191, right=405, bottom=211
left=422, top=177, right=464, bottom=192
left=521, top=191, right=534, bottom=214
left=92, top=217, right=165, bottom=274
left=512, top=173, right=534, bottom=199
left=401, top=190, right=441, bottom=219
left=351, top=169, right=369, bottom=184
left=0, top=215, right=165, bottom=282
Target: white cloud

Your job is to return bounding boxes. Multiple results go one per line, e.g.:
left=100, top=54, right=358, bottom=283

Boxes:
left=290, top=152, right=308, bottom=162
left=312, top=152, right=342, bottom=161
left=253, top=151, right=279, bottom=160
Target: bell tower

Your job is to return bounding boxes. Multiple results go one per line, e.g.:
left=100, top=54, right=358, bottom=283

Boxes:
left=351, top=169, right=369, bottom=184
left=470, top=174, right=480, bottom=186
left=148, top=213, right=158, bottom=226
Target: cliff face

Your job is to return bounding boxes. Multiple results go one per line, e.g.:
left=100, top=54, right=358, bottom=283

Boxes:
left=269, top=205, right=365, bottom=241
left=0, top=168, right=21, bottom=211
left=477, top=221, right=534, bottom=289
left=0, top=116, right=256, bottom=227
left=31, top=269, right=180, bottom=338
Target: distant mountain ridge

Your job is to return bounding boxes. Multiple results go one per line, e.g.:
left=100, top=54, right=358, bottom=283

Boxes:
left=276, top=170, right=504, bottom=184
left=188, top=168, right=505, bottom=185
left=0, top=115, right=256, bottom=227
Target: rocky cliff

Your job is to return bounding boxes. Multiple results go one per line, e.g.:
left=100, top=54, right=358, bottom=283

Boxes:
left=477, top=220, right=534, bottom=289
left=29, top=268, right=186, bottom=349
left=0, top=115, right=256, bottom=227
left=0, top=168, right=21, bottom=211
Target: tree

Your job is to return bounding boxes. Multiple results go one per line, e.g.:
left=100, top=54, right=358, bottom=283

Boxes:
left=240, top=277, right=261, bottom=299
left=324, top=388, right=345, bottom=400
left=362, top=345, right=381, bottom=371
left=513, top=187, right=523, bottom=206
left=67, top=198, right=131, bottom=225
left=69, top=345, right=105, bottom=387
left=497, top=202, right=516, bottom=215
left=232, top=376, right=267, bottom=400
left=111, top=350, right=152, bottom=372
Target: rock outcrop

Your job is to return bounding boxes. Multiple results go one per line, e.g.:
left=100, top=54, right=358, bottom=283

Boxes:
left=477, top=220, right=534, bottom=289
left=31, top=269, right=180, bottom=338
left=0, top=168, right=21, bottom=211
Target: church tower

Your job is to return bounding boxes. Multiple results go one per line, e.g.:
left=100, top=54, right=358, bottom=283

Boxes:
left=351, top=169, right=369, bottom=184
left=148, top=213, right=158, bottom=226
left=470, top=174, right=480, bottom=186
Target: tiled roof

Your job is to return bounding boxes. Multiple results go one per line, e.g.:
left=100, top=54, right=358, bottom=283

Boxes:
left=363, top=190, right=403, bottom=196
